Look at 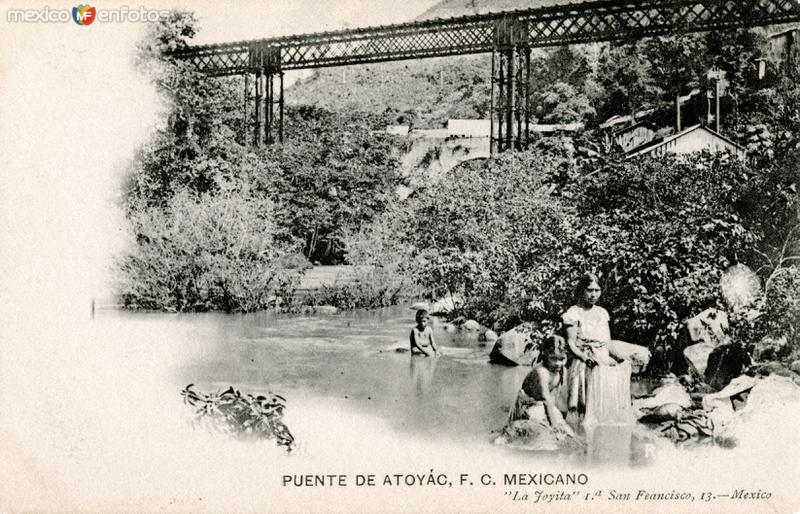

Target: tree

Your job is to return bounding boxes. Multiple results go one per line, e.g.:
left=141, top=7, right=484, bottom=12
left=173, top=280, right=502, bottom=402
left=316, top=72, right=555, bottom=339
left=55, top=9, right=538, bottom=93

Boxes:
left=255, top=107, right=404, bottom=263
left=595, top=42, right=662, bottom=121
left=127, top=9, right=249, bottom=208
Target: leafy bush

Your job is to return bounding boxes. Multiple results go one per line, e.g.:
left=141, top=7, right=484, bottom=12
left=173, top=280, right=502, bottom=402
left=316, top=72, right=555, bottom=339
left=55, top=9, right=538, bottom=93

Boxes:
left=399, top=151, right=568, bottom=327
left=761, top=265, right=800, bottom=351
left=395, top=149, right=766, bottom=356
left=303, top=211, right=417, bottom=309
left=117, top=189, right=301, bottom=312
left=181, top=384, right=294, bottom=451
left=510, top=154, right=759, bottom=344
left=304, top=269, right=407, bottom=310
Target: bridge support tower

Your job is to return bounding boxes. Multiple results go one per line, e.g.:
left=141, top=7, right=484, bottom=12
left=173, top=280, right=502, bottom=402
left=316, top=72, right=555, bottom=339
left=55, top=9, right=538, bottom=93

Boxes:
left=246, top=45, right=284, bottom=147
left=491, top=16, right=531, bottom=155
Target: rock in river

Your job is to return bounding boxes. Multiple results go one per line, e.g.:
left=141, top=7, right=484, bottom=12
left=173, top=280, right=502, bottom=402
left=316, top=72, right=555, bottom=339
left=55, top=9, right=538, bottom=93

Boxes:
left=489, top=326, right=537, bottom=366
left=705, top=343, right=751, bottom=391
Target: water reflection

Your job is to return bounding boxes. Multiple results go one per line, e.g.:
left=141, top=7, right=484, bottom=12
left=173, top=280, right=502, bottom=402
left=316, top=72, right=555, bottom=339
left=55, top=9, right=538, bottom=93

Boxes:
left=101, top=306, right=656, bottom=464
left=409, top=356, right=437, bottom=395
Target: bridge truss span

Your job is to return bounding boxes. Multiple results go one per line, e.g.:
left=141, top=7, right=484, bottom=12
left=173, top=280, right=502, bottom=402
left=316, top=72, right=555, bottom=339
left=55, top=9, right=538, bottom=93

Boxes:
left=174, top=0, right=800, bottom=151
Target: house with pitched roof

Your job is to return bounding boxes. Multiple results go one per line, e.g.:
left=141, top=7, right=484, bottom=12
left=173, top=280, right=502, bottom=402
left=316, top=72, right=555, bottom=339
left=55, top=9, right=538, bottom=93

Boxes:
left=626, top=124, right=746, bottom=159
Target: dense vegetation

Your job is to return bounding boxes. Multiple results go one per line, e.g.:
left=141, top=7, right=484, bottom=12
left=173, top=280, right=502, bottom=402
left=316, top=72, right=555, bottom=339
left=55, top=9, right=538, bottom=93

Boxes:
left=118, top=10, right=798, bottom=366
left=118, top=12, right=405, bottom=310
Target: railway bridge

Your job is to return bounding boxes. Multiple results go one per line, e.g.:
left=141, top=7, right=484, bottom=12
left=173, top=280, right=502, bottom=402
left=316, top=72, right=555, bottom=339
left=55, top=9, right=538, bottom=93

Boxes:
left=174, top=0, right=800, bottom=153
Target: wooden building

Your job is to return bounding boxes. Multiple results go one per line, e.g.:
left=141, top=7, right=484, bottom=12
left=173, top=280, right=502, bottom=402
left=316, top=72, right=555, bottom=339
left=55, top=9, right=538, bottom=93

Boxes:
left=627, top=125, right=746, bottom=159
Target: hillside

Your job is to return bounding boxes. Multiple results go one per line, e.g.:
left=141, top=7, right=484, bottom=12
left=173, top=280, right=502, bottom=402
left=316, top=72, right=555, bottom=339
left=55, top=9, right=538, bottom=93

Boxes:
left=286, top=0, right=561, bottom=127
left=417, top=0, right=577, bottom=19
left=287, top=56, right=492, bottom=128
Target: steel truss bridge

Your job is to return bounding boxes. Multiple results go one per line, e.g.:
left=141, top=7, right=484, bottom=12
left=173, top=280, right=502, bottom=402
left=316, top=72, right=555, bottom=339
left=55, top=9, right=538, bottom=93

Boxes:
left=174, top=0, right=800, bottom=152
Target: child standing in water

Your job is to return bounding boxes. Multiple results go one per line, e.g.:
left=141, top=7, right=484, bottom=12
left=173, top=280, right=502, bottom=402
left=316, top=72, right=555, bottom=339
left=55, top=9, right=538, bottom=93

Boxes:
left=410, top=309, right=440, bottom=357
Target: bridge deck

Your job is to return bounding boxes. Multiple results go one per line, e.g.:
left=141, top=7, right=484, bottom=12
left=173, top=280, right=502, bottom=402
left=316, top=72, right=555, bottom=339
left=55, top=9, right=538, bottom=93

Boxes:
left=174, top=0, right=800, bottom=75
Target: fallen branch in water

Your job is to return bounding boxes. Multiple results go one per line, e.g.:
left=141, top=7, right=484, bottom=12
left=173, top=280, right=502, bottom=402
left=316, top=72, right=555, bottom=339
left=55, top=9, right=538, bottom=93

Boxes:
left=181, top=384, right=294, bottom=451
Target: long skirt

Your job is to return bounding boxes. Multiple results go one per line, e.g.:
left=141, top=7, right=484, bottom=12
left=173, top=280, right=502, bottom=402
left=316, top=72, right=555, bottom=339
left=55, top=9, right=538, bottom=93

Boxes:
left=562, top=342, right=615, bottom=413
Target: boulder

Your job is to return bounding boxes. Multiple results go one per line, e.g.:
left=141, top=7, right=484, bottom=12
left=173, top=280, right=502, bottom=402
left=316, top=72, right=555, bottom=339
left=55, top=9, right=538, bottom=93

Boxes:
left=684, top=342, right=715, bottom=378
left=704, top=343, right=751, bottom=391
left=702, top=375, right=758, bottom=413
left=489, top=326, right=537, bottom=366
left=606, top=340, right=651, bottom=374
left=430, top=293, right=463, bottom=315
left=752, top=335, right=788, bottom=362
left=481, top=329, right=499, bottom=343
left=716, top=376, right=800, bottom=448
left=685, top=308, right=730, bottom=346
left=462, top=319, right=481, bottom=331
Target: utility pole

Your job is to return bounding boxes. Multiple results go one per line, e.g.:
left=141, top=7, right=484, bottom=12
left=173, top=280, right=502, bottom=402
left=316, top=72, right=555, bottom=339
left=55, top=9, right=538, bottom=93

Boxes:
left=707, top=67, right=725, bottom=133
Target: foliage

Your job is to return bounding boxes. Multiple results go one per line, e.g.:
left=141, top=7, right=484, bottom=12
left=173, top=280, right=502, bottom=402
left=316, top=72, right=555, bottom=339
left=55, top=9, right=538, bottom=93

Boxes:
left=182, top=384, right=294, bottom=451
left=127, top=10, right=253, bottom=209
left=302, top=210, right=417, bottom=309
left=399, top=151, right=568, bottom=327
left=254, top=106, right=405, bottom=263
left=528, top=47, right=597, bottom=125
left=304, top=269, right=407, bottom=310
left=396, top=148, right=766, bottom=350
left=515, top=154, right=759, bottom=344
left=595, top=43, right=662, bottom=121
left=592, top=30, right=778, bottom=129
left=534, top=82, right=596, bottom=124
left=761, top=265, right=800, bottom=350
left=117, top=189, right=301, bottom=312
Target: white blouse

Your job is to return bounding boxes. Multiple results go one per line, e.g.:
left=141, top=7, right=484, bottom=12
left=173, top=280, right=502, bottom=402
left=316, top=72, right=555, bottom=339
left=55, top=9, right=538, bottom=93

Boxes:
left=561, top=305, right=611, bottom=342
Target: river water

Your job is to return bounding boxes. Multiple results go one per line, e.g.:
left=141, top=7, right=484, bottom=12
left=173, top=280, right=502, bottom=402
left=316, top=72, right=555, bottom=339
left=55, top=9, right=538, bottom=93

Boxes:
left=107, top=305, right=654, bottom=464
left=4, top=304, right=797, bottom=512
left=181, top=306, right=527, bottom=444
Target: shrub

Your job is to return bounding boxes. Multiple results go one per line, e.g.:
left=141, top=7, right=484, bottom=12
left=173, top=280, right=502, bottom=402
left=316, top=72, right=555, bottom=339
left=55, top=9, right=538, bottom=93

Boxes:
left=304, top=269, right=407, bottom=310
left=400, top=150, right=568, bottom=327
left=510, top=154, right=759, bottom=344
left=761, top=265, right=800, bottom=351
left=256, top=107, right=405, bottom=264
left=117, top=189, right=301, bottom=312
left=397, top=150, right=765, bottom=355
left=181, top=384, right=294, bottom=451
left=303, top=210, right=417, bottom=309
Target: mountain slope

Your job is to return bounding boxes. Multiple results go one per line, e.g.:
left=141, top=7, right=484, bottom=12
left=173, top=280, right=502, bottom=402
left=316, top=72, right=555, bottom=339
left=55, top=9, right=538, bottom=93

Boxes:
left=417, top=0, right=579, bottom=20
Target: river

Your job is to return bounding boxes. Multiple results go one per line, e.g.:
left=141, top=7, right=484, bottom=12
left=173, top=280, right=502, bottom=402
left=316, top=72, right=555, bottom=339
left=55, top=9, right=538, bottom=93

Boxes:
left=3, top=304, right=797, bottom=512
left=106, top=305, right=657, bottom=463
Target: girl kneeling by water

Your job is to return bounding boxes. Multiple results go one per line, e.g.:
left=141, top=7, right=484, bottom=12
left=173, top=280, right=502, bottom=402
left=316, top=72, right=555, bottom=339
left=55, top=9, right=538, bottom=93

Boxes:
left=508, top=335, right=575, bottom=438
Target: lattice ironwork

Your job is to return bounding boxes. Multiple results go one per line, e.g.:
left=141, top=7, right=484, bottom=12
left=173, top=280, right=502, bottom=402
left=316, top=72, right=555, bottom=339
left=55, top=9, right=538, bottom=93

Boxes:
left=174, top=0, right=800, bottom=75
left=175, top=0, right=800, bottom=151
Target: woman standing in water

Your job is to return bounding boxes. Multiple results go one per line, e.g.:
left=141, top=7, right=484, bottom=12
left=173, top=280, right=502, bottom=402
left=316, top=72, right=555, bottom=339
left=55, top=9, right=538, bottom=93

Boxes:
left=561, top=273, right=621, bottom=416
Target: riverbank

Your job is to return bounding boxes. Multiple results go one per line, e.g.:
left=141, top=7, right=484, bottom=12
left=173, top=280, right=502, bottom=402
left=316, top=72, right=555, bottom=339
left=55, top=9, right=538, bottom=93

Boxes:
left=3, top=306, right=798, bottom=512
